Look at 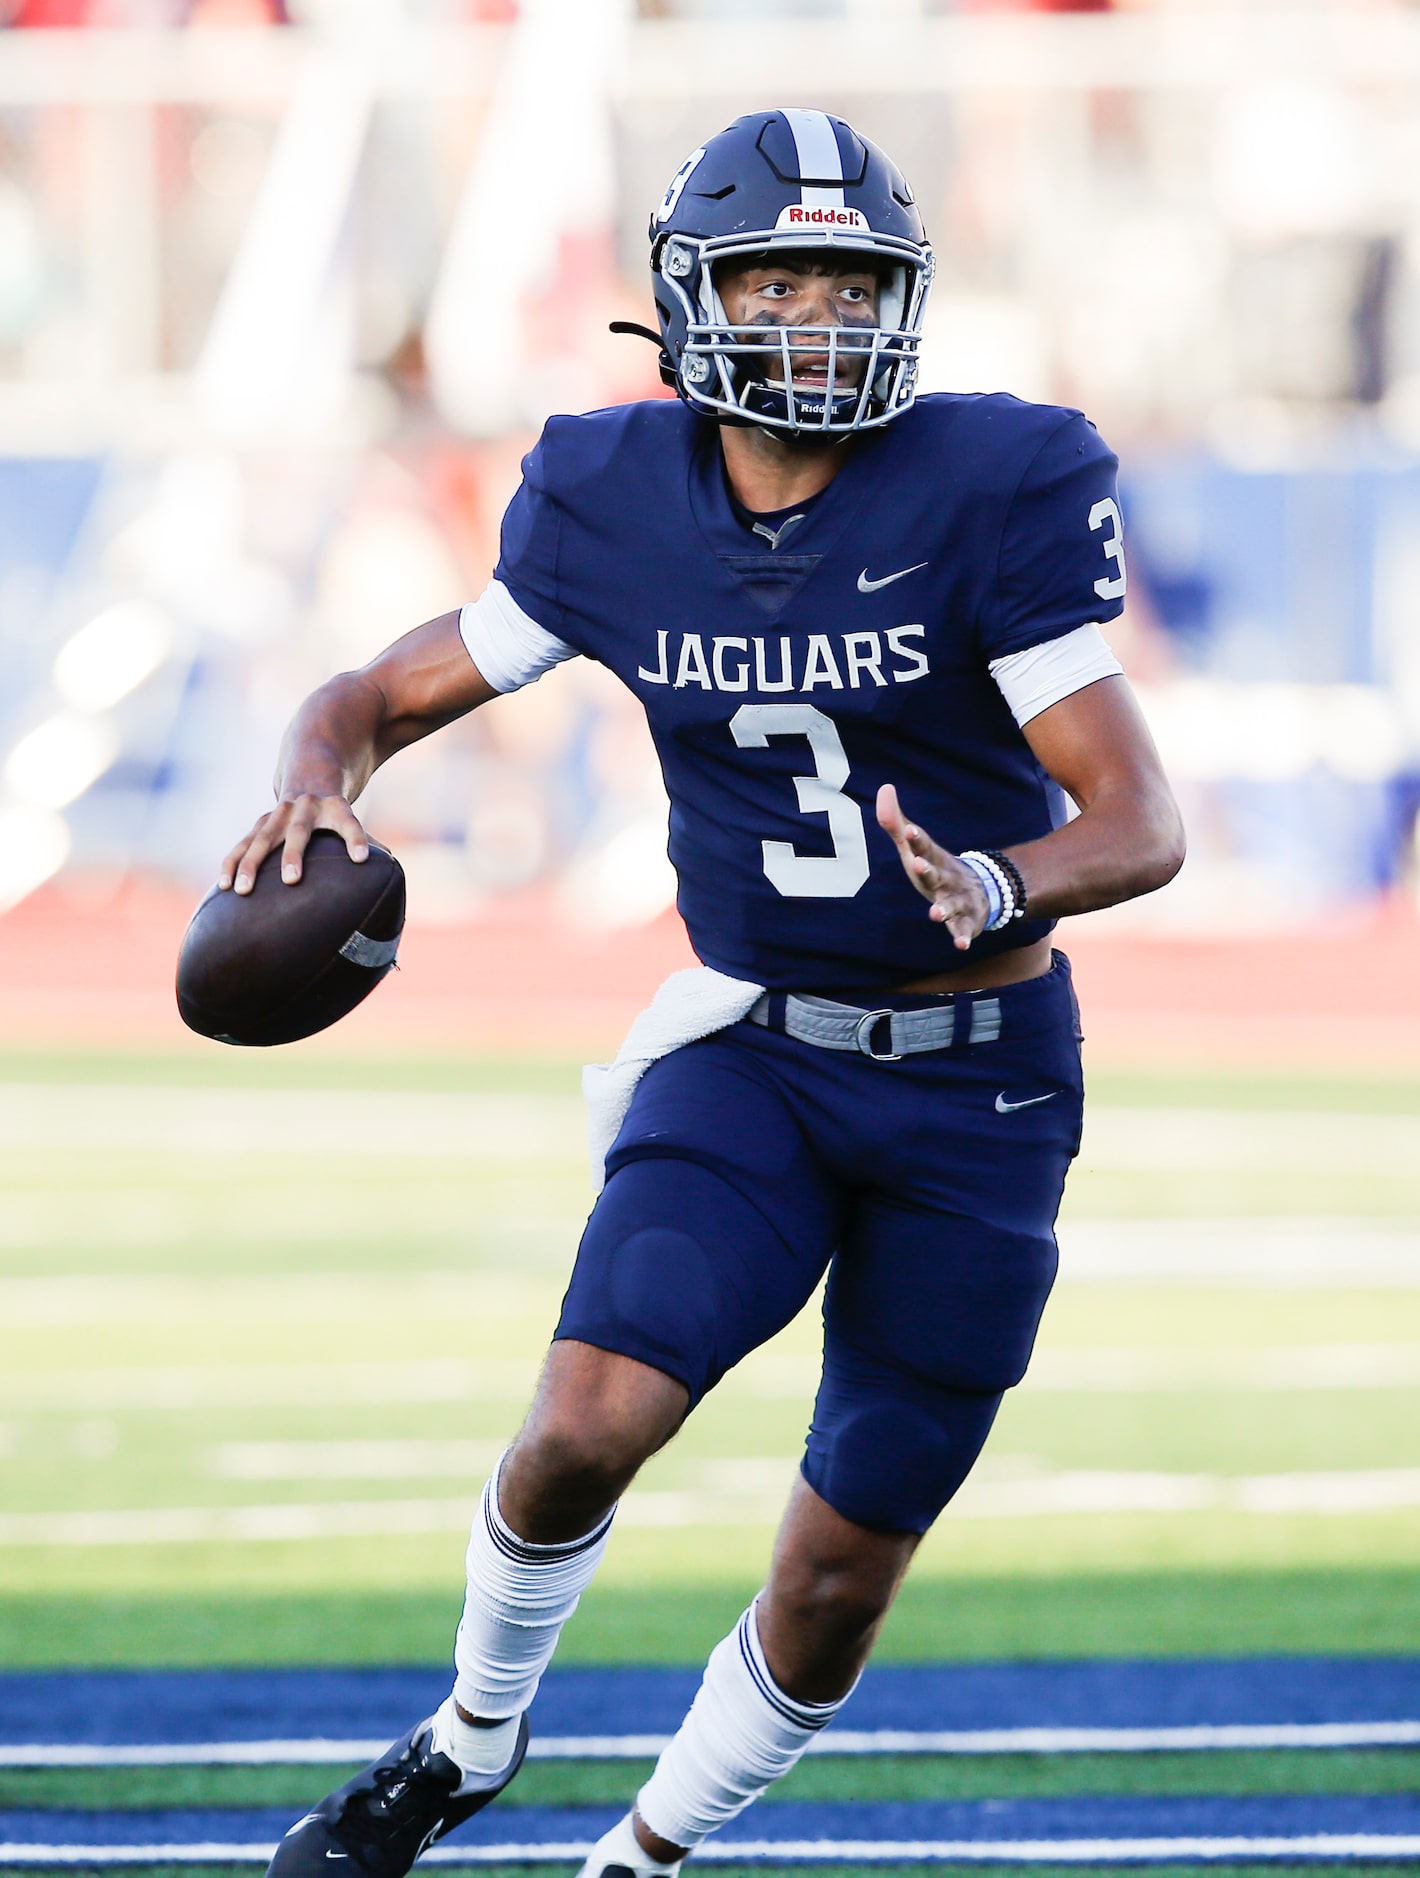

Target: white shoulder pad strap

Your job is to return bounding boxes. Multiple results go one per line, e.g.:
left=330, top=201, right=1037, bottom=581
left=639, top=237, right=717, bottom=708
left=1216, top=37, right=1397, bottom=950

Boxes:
left=989, top=623, right=1124, bottom=729
left=458, top=579, right=577, bottom=695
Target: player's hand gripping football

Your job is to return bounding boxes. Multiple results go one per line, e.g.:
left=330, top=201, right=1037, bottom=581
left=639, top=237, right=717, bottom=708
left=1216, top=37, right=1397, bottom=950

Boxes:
left=219, top=794, right=371, bottom=895
left=876, top=783, right=990, bottom=952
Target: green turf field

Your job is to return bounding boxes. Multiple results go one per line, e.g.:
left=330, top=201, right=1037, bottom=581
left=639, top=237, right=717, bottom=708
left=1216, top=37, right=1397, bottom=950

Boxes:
left=0, top=1046, right=1417, bottom=1664
left=10, top=1747, right=1419, bottom=1811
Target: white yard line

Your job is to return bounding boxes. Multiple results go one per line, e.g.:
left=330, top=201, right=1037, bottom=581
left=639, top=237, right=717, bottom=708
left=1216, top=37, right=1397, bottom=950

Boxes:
left=0, top=1359, right=540, bottom=1412
left=2, top=1833, right=1419, bottom=1864
left=952, top=1467, right=1420, bottom=1517
left=7, top=1261, right=1420, bottom=1331
left=1079, top=1107, right=1420, bottom=1176
left=4, top=1467, right=1420, bottom=1546
left=2, top=1084, right=1419, bottom=1175
left=0, top=1492, right=779, bottom=1546
left=4, top=1331, right=1420, bottom=1416
left=208, top=1438, right=511, bottom=1480
left=0, top=1270, right=549, bottom=1330
left=0, top=1086, right=586, bottom=1160
left=4, top=1721, right=1420, bottom=1768
left=1056, top=1218, right=1420, bottom=1287
left=1023, top=1342, right=1420, bottom=1389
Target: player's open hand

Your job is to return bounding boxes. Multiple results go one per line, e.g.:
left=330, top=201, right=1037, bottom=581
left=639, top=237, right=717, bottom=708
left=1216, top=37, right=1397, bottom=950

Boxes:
left=876, top=783, right=989, bottom=952
left=219, top=795, right=371, bottom=895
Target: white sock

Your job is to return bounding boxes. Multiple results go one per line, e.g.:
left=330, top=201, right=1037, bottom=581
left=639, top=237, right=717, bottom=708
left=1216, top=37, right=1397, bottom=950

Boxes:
left=451, top=1457, right=615, bottom=1723
left=430, top=1694, right=520, bottom=1782
left=577, top=1811, right=681, bottom=1878
left=634, top=1601, right=849, bottom=1850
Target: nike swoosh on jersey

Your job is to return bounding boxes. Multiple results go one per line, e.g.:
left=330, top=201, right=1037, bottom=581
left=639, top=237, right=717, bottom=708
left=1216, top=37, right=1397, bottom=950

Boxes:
left=995, top=1091, right=1058, bottom=1113
left=857, top=561, right=928, bottom=593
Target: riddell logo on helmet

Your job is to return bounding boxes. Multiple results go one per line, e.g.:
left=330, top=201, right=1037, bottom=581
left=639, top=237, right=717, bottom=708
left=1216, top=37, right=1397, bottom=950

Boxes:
left=775, top=205, right=871, bottom=230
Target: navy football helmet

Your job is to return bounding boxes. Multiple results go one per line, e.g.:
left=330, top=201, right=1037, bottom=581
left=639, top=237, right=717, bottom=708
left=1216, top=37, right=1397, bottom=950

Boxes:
left=648, top=109, right=933, bottom=436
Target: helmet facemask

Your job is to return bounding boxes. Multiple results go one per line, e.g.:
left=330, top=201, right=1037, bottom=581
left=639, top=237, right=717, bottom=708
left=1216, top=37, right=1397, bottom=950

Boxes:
left=658, top=231, right=933, bottom=437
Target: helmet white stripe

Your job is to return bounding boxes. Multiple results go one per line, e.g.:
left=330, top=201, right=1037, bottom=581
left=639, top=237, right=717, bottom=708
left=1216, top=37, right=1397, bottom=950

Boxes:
left=782, top=108, right=845, bottom=211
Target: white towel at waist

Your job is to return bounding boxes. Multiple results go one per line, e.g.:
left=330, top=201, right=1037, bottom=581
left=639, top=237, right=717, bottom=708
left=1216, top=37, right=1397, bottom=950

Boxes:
left=582, top=966, right=764, bottom=1190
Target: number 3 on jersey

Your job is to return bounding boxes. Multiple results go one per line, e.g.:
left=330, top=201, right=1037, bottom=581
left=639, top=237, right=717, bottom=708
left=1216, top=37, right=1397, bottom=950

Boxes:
left=730, top=703, right=870, bottom=899
left=1089, top=497, right=1127, bottom=602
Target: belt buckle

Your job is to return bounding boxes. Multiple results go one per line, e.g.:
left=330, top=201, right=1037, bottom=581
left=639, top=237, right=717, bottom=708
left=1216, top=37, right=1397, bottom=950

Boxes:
left=854, top=1008, right=902, bottom=1062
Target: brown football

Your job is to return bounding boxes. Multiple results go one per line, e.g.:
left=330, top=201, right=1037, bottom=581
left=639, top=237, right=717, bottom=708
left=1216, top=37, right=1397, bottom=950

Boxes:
left=176, top=832, right=405, bottom=1046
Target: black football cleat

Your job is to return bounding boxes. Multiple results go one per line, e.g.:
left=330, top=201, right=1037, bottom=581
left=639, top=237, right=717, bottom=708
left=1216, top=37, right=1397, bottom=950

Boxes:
left=267, top=1713, right=529, bottom=1878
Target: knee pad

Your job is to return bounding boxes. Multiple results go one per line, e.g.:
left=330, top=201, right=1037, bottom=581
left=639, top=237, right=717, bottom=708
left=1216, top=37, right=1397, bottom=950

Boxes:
left=556, top=1156, right=814, bottom=1405
left=802, top=1349, right=1001, bottom=1535
left=825, top=1213, right=1058, bottom=1396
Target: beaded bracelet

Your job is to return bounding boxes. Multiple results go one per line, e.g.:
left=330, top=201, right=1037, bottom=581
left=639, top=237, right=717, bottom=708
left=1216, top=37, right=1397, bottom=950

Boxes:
left=958, top=849, right=1015, bottom=931
left=982, top=848, right=1028, bottom=921
left=956, top=852, right=1003, bottom=929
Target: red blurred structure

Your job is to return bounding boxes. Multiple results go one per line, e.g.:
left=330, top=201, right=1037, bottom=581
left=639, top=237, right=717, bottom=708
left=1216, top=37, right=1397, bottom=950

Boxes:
left=2, top=879, right=1418, bottom=1071
left=9, top=0, right=289, bottom=23
left=962, top=0, right=1112, bottom=11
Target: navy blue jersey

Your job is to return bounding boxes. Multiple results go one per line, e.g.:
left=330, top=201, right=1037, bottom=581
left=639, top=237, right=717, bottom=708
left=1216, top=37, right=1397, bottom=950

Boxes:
left=495, top=393, right=1124, bottom=991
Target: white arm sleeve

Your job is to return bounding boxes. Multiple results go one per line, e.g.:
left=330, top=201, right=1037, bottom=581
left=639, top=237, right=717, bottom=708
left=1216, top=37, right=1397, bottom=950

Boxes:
left=988, top=623, right=1124, bottom=729
left=458, top=579, right=578, bottom=694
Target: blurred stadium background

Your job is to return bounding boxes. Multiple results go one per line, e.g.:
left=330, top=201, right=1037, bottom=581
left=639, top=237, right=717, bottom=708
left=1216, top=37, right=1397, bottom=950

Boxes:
left=1, top=0, right=1418, bottom=1874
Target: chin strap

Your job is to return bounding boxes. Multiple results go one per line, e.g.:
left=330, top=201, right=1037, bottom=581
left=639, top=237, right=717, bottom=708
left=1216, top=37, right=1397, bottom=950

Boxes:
left=609, top=320, right=678, bottom=388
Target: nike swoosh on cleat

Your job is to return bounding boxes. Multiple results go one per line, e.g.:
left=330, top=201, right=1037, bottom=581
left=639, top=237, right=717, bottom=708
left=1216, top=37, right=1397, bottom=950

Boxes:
left=324, top=1853, right=349, bottom=1860
left=995, top=1092, right=1057, bottom=1113
left=857, top=561, right=928, bottom=593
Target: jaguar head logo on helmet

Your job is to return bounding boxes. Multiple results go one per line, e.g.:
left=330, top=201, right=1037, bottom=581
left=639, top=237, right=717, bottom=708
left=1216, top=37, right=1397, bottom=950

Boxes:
left=647, top=108, right=934, bottom=438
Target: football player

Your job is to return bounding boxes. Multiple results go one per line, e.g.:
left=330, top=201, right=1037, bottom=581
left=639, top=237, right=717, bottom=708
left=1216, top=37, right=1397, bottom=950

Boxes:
left=226, top=110, right=1183, bottom=1878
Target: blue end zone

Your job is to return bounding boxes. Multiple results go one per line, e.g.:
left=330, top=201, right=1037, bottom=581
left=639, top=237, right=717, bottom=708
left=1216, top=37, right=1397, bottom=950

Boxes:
left=2, top=1660, right=1418, bottom=1747
left=3, top=1795, right=1420, bottom=1849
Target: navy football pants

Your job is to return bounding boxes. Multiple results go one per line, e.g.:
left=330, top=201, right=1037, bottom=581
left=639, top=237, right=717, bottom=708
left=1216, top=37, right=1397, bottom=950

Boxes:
left=556, top=955, right=1084, bottom=1534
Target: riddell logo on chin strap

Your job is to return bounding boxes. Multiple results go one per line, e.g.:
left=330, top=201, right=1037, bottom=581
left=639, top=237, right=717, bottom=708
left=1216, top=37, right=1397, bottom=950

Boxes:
left=775, top=205, right=870, bottom=230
